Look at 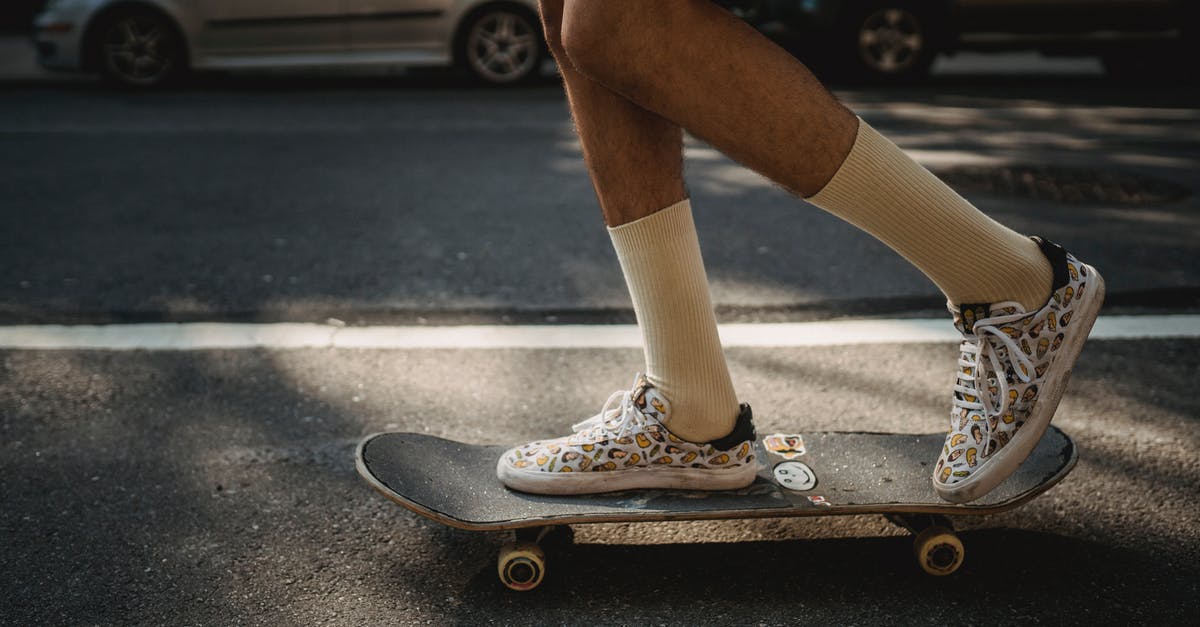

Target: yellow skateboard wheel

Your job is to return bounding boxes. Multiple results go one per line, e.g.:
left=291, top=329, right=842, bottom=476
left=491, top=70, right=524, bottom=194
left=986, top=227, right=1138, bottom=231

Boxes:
left=497, top=542, right=546, bottom=591
left=913, top=526, right=964, bottom=576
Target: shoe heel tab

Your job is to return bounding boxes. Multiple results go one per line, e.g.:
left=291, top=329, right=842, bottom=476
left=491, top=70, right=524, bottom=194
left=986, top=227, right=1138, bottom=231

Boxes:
left=708, top=403, right=756, bottom=450
left=1032, top=236, right=1070, bottom=292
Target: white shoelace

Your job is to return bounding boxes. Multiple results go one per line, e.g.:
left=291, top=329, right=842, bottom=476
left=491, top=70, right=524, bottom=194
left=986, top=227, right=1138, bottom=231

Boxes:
left=953, top=315, right=1036, bottom=419
left=571, top=375, right=647, bottom=438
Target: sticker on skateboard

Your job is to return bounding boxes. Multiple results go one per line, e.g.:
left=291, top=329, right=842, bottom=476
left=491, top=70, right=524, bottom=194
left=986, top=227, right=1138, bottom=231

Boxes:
left=763, top=433, right=806, bottom=458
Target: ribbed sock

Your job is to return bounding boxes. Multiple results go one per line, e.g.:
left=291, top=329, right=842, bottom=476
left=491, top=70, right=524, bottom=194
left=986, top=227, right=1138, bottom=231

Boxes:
left=608, top=199, right=740, bottom=443
left=807, top=119, right=1053, bottom=311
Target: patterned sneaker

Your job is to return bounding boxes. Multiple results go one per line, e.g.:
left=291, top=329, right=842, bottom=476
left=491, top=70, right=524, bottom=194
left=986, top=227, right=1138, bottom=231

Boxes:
left=496, top=375, right=758, bottom=495
left=934, top=237, right=1105, bottom=503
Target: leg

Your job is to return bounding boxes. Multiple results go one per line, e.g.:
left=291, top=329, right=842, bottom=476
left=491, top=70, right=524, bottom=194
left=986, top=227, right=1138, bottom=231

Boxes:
left=499, top=2, right=749, bottom=493
left=557, top=0, right=1104, bottom=503
left=559, top=0, right=1052, bottom=311
left=560, top=0, right=857, bottom=198
left=538, top=0, right=684, bottom=226
left=541, top=0, right=739, bottom=443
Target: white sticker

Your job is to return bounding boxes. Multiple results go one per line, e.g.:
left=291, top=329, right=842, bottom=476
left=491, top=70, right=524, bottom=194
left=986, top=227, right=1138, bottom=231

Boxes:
left=763, top=433, right=806, bottom=459
left=773, top=461, right=816, bottom=491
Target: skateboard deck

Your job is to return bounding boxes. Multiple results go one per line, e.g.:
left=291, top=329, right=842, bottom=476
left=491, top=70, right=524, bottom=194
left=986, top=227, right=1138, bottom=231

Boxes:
left=357, top=426, right=1076, bottom=587
left=357, top=426, right=1076, bottom=529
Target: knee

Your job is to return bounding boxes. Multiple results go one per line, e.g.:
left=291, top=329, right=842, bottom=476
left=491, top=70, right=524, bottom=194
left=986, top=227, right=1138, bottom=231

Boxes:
left=559, top=0, right=638, bottom=81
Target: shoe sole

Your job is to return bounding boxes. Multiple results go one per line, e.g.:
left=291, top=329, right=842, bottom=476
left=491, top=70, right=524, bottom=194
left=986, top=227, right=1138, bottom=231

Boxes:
left=935, top=265, right=1106, bottom=504
left=497, top=457, right=758, bottom=495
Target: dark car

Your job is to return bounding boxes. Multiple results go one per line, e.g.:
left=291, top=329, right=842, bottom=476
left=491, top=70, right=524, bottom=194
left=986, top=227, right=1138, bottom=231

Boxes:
left=718, top=0, right=1197, bottom=81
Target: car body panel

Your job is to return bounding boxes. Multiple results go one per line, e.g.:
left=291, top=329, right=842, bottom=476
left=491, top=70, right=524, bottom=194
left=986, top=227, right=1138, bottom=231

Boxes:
left=198, top=1, right=345, bottom=56
left=951, top=0, right=1181, bottom=34
left=343, top=1, right=453, bottom=53
left=747, top=0, right=1188, bottom=56
left=33, top=0, right=537, bottom=75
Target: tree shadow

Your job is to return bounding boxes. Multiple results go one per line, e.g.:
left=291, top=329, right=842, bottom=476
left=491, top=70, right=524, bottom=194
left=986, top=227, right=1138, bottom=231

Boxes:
left=2, top=336, right=1198, bottom=624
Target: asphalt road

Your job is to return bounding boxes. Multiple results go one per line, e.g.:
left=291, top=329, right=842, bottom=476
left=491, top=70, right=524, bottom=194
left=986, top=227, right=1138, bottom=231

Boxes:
left=2, top=67, right=1198, bottom=324
left=2, top=58, right=1199, bottom=625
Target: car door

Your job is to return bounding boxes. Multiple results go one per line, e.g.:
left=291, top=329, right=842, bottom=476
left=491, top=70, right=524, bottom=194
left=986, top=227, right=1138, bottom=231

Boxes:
left=952, top=0, right=1178, bottom=34
left=198, top=0, right=349, bottom=55
left=341, top=0, right=450, bottom=53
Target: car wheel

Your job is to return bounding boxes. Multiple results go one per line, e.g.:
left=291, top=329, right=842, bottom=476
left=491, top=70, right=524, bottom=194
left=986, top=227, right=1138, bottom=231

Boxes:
left=93, top=9, right=185, bottom=88
left=841, top=2, right=939, bottom=82
left=459, top=5, right=544, bottom=85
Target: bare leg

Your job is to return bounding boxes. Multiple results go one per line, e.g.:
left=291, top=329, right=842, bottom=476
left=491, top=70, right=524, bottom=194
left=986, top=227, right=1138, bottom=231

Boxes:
left=559, top=0, right=858, bottom=198
left=546, top=0, right=1097, bottom=508
left=539, top=0, right=740, bottom=443
left=538, top=0, right=685, bottom=226
left=507, top=0, right=1098, bottom=503
left=559, top=0, right=1054, bottom=312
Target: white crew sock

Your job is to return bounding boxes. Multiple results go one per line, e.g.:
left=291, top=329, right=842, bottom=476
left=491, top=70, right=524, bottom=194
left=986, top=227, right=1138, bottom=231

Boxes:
left=807, top=119, right=1053, bottom=311
left=608, top=199, right=740, bottom=442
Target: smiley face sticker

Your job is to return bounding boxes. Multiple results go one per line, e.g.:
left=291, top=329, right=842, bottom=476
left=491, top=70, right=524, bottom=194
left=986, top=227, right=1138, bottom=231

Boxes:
left=773, top=461, right=817, bottom=491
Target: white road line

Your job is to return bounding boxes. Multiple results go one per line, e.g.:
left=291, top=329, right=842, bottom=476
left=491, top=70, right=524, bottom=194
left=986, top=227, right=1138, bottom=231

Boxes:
left=0, top=315, right=1196, bottom=351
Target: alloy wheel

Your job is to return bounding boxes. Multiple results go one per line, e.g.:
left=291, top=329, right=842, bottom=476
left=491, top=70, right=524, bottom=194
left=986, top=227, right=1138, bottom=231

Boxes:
left=102, top=15, right=176, bottom=86
left=466, top=11, right=540, bottom=83
left=857, top=8, right=924, bottom=75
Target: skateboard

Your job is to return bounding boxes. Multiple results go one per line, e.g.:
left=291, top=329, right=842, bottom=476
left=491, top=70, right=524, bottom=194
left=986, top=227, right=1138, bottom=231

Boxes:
left=356, top=426, right=1077, bottom=590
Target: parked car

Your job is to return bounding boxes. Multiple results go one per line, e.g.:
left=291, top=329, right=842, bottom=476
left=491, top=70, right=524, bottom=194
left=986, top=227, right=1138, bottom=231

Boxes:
left=717, top=0, right=1197, bottom=81
left=32, top=0, right=546, bottom=87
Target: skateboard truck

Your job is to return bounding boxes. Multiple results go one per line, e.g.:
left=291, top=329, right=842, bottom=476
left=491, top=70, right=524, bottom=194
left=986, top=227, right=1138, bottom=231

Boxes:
left=496, top=515, right=965, bottom=591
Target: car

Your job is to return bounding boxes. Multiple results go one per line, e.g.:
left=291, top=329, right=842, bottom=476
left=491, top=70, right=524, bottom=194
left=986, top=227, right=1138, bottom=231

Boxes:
left=32, top=0, right=547, bottom=87
left=717, top=0, right=1197, bottom=81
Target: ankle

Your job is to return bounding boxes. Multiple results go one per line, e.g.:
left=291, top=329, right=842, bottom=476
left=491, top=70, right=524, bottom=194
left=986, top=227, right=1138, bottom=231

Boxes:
left=948, top=236, right=1054, bottom=312
left=660, top=397, right=745, bottom=444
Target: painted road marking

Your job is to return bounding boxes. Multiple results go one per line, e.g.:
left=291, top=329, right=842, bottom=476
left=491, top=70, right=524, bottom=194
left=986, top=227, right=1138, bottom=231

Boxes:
left=0, top=315, right=1195, bottom=351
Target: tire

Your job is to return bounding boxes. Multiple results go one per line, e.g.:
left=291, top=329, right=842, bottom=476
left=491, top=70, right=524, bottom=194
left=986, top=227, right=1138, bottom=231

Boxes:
left=837, top=1, right=940, bottom=83
left=91, top=8, right=186, bottom=88
left=457, top=4, right=544, bottom=85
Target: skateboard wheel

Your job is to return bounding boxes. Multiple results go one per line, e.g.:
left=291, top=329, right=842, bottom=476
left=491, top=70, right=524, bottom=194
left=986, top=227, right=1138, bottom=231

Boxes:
left=913, top=526, right=964, bottom=576
left=497, top=542, right=546, bottom=591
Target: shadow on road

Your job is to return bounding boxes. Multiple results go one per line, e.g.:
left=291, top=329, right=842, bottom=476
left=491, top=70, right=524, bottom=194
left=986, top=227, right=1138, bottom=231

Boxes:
left=445, top=530, right=1195, bottom=623
left=2, top=339, right=1198, bottom=623
left=8, top=64, right=1198, bottom=103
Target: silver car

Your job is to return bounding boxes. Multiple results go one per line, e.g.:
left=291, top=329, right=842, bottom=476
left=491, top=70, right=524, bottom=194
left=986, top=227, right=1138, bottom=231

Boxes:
left=32, top=0, right=546, bottom=87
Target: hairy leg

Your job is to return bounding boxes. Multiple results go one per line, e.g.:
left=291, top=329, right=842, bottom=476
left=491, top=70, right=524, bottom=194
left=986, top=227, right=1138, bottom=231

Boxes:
left=560, top=0, right=858, bottom=198
left=559, top=0, right=1054, bottom=311
left=537, top=0, right=741, bottom=443
left=538, top=0, right=685, bottom=226
left=541, top=0, right=1083, bottom=505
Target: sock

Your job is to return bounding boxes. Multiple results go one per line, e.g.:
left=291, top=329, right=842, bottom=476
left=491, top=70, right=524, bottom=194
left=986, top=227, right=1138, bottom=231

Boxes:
left=806, top=118, right=1053, bottom=312
left=608, top=199, right=740, bottom=443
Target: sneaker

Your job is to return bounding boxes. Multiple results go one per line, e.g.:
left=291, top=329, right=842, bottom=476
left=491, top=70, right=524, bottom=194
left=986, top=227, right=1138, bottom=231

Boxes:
left=496, top=374, right=758, bottom=495
left=934, top=237, right=1105, bottom=503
